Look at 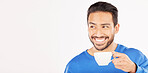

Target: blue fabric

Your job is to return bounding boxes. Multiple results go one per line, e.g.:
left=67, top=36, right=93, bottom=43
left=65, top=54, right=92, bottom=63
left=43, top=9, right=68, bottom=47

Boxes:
left=64, top=44, right=148, bottom=73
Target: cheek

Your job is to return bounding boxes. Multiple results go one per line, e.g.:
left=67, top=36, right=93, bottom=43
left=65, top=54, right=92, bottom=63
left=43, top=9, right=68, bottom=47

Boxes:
left=109, top=30, right=115, bottom=38
left=88, top=29, right=94, bottom=36
left=104, top=29, right=115, bottom=37
left=103, top=30, right=111, bottom=35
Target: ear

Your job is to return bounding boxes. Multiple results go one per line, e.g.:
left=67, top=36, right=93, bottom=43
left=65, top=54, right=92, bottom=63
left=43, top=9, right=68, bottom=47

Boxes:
left=114, top=24, right=120, bottom=34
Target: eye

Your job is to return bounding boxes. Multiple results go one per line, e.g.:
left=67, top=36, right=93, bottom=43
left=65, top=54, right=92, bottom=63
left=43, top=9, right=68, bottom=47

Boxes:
left=89, top=25, right=95, bottom=28
left=102, top=26, right=109, bottom=28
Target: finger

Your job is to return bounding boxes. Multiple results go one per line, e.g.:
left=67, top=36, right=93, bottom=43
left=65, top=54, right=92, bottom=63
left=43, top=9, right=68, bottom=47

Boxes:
left=112, top=52, right=125, bottom=58
left=112, top=58, right=128, bottom=67
left=114, top=61, right=127, bottom=66
left=112, top=58, right=123, bottom=64
left=112, top=51, right=115, bottom=54
left=114, top=62, right=129, bottom=71
left=114, top=65, right=124, bottom=70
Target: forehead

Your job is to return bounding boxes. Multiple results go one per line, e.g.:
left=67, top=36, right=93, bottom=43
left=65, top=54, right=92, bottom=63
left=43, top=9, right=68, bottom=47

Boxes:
left=88, top=11, right=113, bottom=25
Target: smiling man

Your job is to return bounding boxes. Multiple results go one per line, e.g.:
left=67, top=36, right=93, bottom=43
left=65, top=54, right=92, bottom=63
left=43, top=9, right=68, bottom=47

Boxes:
left=64, top=1, right=148, bottom=73
left=88, top=12, right=118, bottom=52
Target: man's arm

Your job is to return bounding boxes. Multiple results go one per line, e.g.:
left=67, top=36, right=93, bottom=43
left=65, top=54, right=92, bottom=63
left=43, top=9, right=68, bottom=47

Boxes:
left=112, top=51, right=148, bottom=73
left=135, top=53, right=148, bottom=73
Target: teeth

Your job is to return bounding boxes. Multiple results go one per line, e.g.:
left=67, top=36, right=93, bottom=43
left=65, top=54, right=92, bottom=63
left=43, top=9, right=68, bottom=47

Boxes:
left=96, top=38, right=105, bottom=42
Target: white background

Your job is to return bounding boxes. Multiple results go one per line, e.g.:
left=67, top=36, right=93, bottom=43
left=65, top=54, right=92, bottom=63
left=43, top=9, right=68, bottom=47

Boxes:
left=0, top=0, right=148, bottom=73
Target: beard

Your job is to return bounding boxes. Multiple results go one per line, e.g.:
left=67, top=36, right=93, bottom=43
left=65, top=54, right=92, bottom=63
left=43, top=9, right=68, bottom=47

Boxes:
left=89, top=35, right=114, bottom=51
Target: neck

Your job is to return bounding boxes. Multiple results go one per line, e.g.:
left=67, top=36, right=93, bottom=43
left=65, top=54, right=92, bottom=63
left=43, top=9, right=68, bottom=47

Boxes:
left=87, top=42, right=117, bottom=56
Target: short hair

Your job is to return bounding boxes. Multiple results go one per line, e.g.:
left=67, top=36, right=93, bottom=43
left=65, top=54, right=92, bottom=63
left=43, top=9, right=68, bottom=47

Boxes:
left=87, top=1, right=118, bottom=27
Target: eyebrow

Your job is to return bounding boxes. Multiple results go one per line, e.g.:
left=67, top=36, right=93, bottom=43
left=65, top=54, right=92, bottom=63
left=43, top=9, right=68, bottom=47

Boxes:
left=88, top=22, right=111, bottom=25
left=101, top=23, right=111, bottom=25
left=88, top=22, right=97, bottom=25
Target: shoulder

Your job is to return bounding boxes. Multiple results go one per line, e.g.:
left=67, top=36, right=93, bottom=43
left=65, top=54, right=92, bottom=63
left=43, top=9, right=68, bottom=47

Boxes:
left=118, top=44, right=142, bottom=54
left=123, top=47, right=143, bottom=57
left=125, top=48, right=141, bottom=54
left=65, top=51, right=87, bottom=73
left=66, top=51, right=87, bottom=66
left=125, top=48, right=147, bottom=59
left=119, top=44, right=147, bottom=62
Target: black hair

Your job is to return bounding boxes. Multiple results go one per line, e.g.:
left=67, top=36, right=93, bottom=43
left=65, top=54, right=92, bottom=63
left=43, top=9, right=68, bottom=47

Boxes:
left=87, top=1, right=118, bottom=27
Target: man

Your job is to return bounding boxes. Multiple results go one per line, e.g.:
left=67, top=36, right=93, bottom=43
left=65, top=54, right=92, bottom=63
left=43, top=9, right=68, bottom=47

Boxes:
left=64, top=1, right=148, bottom=73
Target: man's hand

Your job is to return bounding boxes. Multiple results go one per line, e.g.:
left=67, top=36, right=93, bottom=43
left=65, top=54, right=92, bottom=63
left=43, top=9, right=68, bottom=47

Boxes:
left=112, top=52, right=137, bottom=73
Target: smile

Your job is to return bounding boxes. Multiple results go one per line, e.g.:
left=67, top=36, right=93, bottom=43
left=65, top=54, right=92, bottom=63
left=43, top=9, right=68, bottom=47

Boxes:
left=95, top=38, right=105, bottom=42
left=93, top=36, right=109, bottom=44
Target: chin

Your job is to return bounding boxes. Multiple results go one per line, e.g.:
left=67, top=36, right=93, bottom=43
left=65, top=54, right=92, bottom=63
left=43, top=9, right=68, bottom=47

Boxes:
left=94, top=44, right=107, bottom=51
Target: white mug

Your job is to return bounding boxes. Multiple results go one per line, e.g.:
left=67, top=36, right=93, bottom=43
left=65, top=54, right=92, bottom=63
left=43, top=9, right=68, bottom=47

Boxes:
left=94, top=52, right=112, bottom=66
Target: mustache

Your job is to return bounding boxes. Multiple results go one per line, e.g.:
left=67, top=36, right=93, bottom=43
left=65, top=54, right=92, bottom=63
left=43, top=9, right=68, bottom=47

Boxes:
left=91, top=36, right=109, bottom=39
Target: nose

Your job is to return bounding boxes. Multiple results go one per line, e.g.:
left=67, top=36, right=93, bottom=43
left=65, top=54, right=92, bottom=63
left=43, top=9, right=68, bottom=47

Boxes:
left=95, top=28, right=103, bottom=36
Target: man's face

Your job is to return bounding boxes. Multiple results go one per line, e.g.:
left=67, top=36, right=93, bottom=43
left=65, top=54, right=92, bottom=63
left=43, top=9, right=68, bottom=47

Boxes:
left=88, top=11, right=119, bottom=51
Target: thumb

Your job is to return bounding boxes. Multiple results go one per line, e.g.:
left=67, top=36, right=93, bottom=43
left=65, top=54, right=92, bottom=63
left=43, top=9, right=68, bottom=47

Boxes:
left=112, top=51, right=116, bottom=58
left=112, top=51, right=115, bottom=54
